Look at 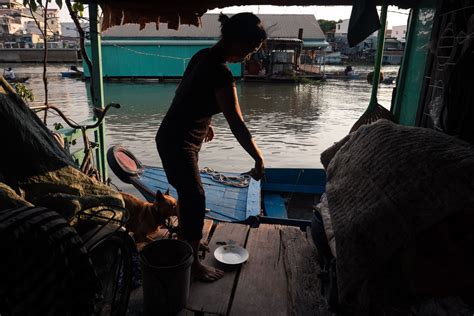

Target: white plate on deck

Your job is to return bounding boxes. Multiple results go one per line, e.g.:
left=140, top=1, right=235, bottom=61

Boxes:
left=214, top=245, right=249, bottom=265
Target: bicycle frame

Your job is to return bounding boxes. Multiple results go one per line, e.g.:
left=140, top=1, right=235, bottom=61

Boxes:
left=31, top=103, right=120, bottom=181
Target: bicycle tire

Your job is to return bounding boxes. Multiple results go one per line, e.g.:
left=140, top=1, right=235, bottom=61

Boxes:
left=87, top=228, right=135, bottom=316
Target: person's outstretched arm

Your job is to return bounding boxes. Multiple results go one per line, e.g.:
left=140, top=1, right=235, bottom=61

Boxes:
left=215, top=85, right=264, bottom=180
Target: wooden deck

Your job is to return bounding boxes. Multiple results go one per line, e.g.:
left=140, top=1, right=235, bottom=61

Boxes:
left=129, top=220, right=331, bottom=315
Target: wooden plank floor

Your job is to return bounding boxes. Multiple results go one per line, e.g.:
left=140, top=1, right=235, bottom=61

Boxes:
left=128, top=220, right=329, bottom=315
left=186, top=223, right=249, bottom=314
left=230, top=224, right=288, bottom=315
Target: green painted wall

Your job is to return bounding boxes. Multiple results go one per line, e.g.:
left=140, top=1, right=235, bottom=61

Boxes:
left=392, top=0, right=436, bottom=126
left=84, top=41, right=242, bottom=78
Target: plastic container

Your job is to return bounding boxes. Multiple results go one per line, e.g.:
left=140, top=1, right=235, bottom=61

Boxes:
left=140, top=239, right=194, bottom=316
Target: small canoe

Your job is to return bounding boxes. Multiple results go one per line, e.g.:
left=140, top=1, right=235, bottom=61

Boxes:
left=107, top=146, right=326, bottom=222
left=323, top=72, right=361, bottom=80
left=61, top=71, right=83, bottom=78
left=7, top=76, right=30, bottom=83
left=381, top=76, right=395, bottom=84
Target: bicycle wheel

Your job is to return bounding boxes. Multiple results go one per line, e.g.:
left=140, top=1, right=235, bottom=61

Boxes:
left=87, top=228, right=135, bottom=316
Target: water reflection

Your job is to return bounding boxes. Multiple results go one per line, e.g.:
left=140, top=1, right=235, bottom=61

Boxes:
left=10, top=63, right=400, bottom=173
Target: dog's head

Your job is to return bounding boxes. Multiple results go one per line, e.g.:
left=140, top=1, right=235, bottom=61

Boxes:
left=153, top=189, right=178, bottom=219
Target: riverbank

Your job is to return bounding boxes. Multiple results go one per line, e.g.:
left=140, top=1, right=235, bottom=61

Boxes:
left=0, top=49, right=81, bottom=63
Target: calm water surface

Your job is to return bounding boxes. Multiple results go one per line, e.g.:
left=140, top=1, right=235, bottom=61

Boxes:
left=6, top=63, right=399, bottom=188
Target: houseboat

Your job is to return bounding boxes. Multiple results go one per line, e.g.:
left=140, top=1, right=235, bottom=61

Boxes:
left=83, top=13, right=329, bottom=80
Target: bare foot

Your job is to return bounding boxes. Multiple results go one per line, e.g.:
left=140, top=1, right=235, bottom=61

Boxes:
left=192, top=260, right=224, bottom=282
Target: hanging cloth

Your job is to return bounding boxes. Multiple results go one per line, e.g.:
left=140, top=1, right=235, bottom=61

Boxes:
left=347, top=0, right=381, bottom=47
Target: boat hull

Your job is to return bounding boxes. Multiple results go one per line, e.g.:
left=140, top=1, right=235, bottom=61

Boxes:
left=132, top=166, right=261, bottom=223
left=7, top=76, right=29, bottom=83
left=61, top=72, right=83, bottom=78
left=107, top=145, right=326, bottom=222
left=130, top=166, right=326, bottom=222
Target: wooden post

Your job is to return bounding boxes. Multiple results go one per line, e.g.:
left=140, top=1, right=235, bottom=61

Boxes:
left=296, top=28, right=304, bottom=70
left=298, top=28, right=304, bottom=40
left=88, top=3, right=107, bottom=181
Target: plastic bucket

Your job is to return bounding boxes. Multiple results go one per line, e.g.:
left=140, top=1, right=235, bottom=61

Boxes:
left=140, top=239, right=194, bottom=316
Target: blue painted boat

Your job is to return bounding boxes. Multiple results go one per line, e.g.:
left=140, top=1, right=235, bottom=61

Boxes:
left=61, top=71, right=83, bottom=78
left=261, top=168, right=326, bottom=219
left=61, top=66, right=83, bottom=78
left=107, top=146, right=326, bottom=222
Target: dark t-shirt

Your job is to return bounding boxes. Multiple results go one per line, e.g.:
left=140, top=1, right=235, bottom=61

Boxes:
left=157, top=48, right=235, bottom=151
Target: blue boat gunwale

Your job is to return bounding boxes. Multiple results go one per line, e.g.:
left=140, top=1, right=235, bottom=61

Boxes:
left=262, top=168, right=326, bottom=195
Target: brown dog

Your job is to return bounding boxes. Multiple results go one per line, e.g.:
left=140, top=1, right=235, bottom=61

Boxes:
left=121, top=190, right=178, bottom=242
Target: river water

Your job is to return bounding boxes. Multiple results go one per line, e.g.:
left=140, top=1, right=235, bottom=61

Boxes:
left=4, top=63, right=399, bottom=189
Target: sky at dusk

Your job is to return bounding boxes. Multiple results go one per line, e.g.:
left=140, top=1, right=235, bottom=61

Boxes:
left=58, top=5, right=410, bottom=29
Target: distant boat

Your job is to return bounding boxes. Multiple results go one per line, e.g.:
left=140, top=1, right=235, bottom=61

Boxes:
left=107, top=146, right=326, bottom=222
left=61, top=65, right=83, bottom=79
left=61, top=71, right=83, bottom=78
left=244, top=73, right=324, bottom=83
left=6, top=76, right=30, bottom=83
left=323, top=72, right=361, bottom=80
left=381, top=76, right=395, bottom=84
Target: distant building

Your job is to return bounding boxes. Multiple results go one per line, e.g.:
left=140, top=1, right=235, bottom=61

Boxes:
left=334, top=18, right=378, bottom=55
left=22, top=33, right=41, bottom=45
left=383, top=50, right=403, bottom=64
left=0, top=13, right=21, bottom=34
left=61, top=21, right=88, bottom=48
left=0, top=4, right=36, bottom=47
left=45, top=8, right=60, bottom=35
left=0, top=0, right=22, bottom=9
left=62, top=22, right=79, bottom=38
left=25, top=8, right=61, bottom=37
left=0, top=1, right=45, bottom=33
left=335, top=19, right=349, bottom=36
left=392, top=25, right=407, bottom=43
left=25, top=20, right=40, bottom=35
left=91, top=13, right=328, bottom=78
left=332, top=18, right=405, bottom=62
left=1, top=1, right=63, bottom=49
left=325, top=30, right=335, bottom=43
left=384, top=37, right=404, bottom=50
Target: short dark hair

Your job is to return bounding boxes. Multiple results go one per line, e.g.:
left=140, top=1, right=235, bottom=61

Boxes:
left=218, top=13, right=267, bottom=45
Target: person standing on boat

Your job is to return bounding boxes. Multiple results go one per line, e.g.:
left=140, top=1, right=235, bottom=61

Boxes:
left=4, top=67, right=15, bottom=80
left=156, top=13, right=266, bottom=282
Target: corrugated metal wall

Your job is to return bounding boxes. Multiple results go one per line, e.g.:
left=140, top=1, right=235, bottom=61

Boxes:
left=84, top=41, right=242, bottom=78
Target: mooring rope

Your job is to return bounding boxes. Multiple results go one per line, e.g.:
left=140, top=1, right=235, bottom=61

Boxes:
left=200, top=167, right=251, bottom=188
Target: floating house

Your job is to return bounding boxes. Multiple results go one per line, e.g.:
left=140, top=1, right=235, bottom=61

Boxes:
left=382, top=50, right=404, bottom=65
left=84, top=14, right=328, bottom=79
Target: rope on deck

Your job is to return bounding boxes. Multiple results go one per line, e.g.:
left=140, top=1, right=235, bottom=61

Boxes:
left=200, top=167, right=250, bottom=188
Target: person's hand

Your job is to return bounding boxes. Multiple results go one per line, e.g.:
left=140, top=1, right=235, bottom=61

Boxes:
left=249, top=158, right=264, bottom=181
left=204, top=125, right=214, bottom=142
